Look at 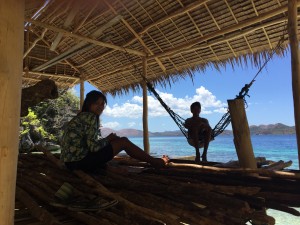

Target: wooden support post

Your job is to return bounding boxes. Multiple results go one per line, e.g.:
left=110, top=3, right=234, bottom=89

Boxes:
left=80, top=76, right=85, bottom=110
left=288, top=0, right=300, bottom=170
left=142, top=57, right=150, bottom=154
left=228, top=99, right=257, bottom=169
left=0, top=0, right=24, bottom=224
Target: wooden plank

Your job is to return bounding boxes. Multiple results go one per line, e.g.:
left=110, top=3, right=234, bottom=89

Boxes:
left=288, top=0, right=300, bottom=170
left=0, top=1, right=24, bottom=224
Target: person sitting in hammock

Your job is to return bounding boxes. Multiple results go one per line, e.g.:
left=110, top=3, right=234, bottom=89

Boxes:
left=184, top=101, right=212, bottom=162
left=61, top=90, right=169, bottom=173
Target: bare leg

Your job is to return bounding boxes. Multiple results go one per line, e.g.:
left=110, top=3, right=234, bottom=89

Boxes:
left=201, top=126, right=212, bottom=162
left=189, top=126, right=201, bottom=162
left=110, top=137, right=169, bottom=168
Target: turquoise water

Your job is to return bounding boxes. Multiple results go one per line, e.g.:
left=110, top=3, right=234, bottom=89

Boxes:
left=128, top=135, right=300, bottom=225
left=128, top=134, right=299, bottom=169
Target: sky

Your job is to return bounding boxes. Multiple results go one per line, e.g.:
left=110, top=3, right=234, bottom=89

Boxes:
left=74, top=49, right=295, bottom=132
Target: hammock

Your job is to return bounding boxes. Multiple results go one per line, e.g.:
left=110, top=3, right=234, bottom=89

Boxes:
left=143, top=35, right=285, bottom=140
left=124, top=34, right=285, bottom=140
left=145, top=79, right=251, bottom=140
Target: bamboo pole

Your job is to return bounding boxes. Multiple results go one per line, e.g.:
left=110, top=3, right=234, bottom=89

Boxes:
left=288, top=0, right=300, bottom=170
left=142, top=57, right=150, bottom=154
left=80, top=76, right=85, bottom=110
left=0, top=1, right=24, bottom=224
left=25, top=18, right=146, bottom=57
left=228, top=99, right=257, bottom=169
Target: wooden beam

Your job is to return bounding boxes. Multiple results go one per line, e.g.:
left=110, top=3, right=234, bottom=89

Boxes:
left=228, top=99, right=257, bottom=169
left=25, top=18, right=146, bottom=57
left=0, top=1, right=24, bottom=224
left=23, top=71, right=79, bottom=81
left=148, top=2, right=300, bottom=60
left=23, top=29, right=47, bottom=59
left=288, top=0, right=300, bottom=169
left=142, top=57, right=150, bottom=154
left=50, top=0, right=81, bottom=51
left=32, top=16, right=124, bottom=71
left=80, top=76, right=85, bottom=110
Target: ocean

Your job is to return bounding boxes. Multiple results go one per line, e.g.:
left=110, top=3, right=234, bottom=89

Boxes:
left=128, top=134, right=299, bottom=170
left=128, top=134, right=300, bottom=225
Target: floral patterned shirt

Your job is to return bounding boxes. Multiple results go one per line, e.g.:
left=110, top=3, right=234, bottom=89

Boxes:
left=60, top=112, right=109, bottom=162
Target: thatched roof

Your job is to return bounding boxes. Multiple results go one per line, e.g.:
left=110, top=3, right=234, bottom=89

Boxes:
left=24, top=0, right=299, bottom=94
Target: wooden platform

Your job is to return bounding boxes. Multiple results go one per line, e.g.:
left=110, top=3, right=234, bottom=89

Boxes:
left=15, top=152, right=300, bottom=225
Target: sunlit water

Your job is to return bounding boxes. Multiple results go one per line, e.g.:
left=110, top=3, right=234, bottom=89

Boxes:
left=128, top=135, right=299, bottom=225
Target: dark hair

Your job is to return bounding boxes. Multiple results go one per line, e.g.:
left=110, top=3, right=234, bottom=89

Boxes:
left=190, top=101, right=201, bottom=112
left=81, top=90, right=107, bottom=112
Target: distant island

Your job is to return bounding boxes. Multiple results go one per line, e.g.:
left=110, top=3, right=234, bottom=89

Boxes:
left=101, top=123, right=296, bottom=137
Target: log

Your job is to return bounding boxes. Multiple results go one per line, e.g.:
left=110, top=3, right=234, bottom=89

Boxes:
left=228, top=99, right=257, bottom=169
left=120, top=191, right=224, bottom=225
left=15, top=186, right=63, bottom=225
left=263, top=160, right=293, bottom=170
left=167, top=162, right=300, bottom=180
left=74, top=170, right=179, bottom=224
left=40, top=147, right=179, bottom=224
left=21, top=79, right=58, bottom=116
left=17, top=153, right=298, bottom=224
left=266, top=201, right=300, bottom=216
left=97, top=170, right=253, bottom=216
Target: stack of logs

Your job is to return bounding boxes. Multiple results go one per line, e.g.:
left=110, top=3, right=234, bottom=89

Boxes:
left=15, top=151, right=300, bottom=225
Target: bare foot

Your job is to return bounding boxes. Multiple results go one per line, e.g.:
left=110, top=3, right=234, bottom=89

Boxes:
left=151, top=155, right=170, bottom=168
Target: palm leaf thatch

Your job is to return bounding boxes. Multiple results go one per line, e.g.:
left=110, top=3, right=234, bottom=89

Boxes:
left=23, top=0, right=299, bottom=95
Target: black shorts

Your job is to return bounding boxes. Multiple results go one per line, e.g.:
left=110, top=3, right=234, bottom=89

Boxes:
left=65, top=144, right=114, bottom=173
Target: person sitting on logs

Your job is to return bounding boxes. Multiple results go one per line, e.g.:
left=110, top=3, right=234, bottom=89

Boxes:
left=60, top=90, right=169, bottom=173
left=184, top=101, right=212, bottom=162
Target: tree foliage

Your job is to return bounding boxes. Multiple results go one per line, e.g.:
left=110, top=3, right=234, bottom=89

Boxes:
left=19, top=89, right=79, bottom=152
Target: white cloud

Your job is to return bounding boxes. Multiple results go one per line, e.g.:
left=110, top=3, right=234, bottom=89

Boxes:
left=102, top=121, right=120, bottom=129
left=103, top=86, right=227, bottom=119
left=128, top=122, right=137, bottom=127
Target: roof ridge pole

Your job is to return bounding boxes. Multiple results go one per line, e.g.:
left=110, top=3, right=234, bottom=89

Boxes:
left=142, top=56, right=150, bottom=154
left=288, top=0, right=300, bottom=169
left=0, top=0, right=24, bottom=224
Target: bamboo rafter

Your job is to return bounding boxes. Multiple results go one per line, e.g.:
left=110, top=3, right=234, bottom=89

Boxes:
left=25, top=18, right=146, bottom=57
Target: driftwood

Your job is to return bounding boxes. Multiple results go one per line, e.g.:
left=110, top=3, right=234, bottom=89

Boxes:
left=263, top=160, right=293, bottom=170
left=167, top=162, right=300, bottom=180
left=15, top=186, right=62, bottom=225
left=21, top=79, right=58, bottom=116
left=15, top=151, right=300, bottom=225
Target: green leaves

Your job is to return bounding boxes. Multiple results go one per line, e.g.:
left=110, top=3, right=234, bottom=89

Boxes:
left=19, top=89, right=79, bottom=150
